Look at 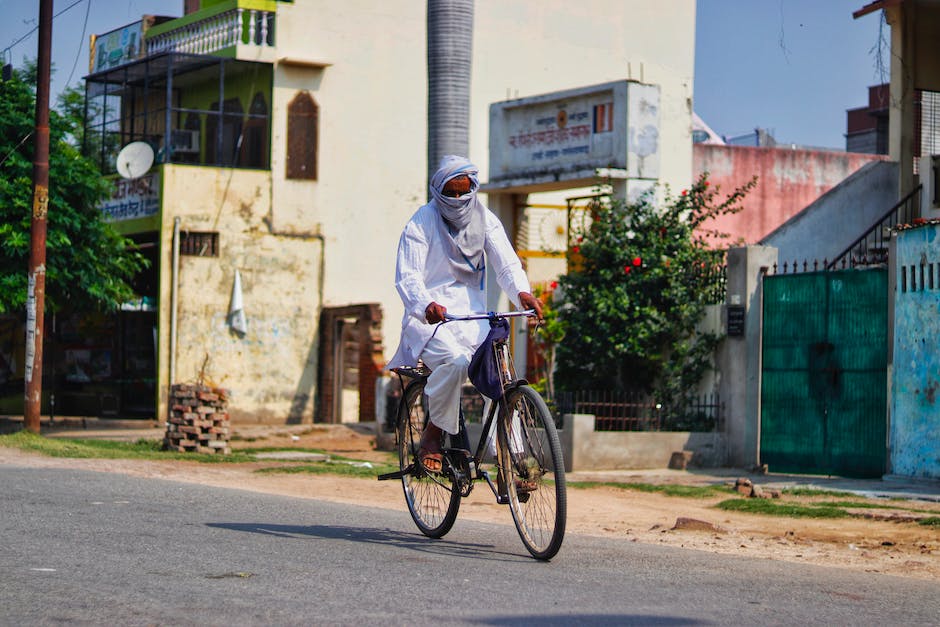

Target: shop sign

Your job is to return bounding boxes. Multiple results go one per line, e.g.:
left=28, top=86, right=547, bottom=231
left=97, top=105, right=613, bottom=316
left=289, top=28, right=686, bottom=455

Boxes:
left=100, top=171, right=161, bottom=222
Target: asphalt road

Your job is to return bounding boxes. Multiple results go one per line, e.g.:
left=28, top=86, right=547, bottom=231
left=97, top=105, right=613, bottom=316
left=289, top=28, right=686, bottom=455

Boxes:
left=2, top=466, right=938, bottom=626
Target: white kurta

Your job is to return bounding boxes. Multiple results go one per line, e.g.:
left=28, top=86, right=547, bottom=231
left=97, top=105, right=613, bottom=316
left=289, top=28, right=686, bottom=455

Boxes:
left=388, top=202, right=531, bottom=369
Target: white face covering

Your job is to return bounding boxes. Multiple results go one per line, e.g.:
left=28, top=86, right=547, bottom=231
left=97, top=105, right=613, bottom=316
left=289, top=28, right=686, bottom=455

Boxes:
left=429, top=155, right=486, bottom=289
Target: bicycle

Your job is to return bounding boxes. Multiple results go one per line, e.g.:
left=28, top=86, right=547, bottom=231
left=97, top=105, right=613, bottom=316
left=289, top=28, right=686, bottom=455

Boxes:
left=378, top=310, right=566, bottom=560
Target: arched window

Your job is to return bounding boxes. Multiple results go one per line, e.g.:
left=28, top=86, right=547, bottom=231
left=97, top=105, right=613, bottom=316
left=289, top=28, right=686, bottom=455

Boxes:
left=287, top=91, right=318, bottom=180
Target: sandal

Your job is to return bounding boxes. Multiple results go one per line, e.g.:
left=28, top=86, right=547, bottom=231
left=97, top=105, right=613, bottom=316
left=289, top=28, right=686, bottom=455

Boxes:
left=417, top=447, right=443, bottom=474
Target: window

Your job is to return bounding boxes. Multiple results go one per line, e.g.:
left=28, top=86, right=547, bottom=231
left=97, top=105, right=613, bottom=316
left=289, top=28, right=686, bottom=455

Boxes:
left=239, top=92, right=269, bottom=169
left=206, top=98, right=244, bottom=166
left=287, top=91, right=318, bottom=180
left=180, top=231, right=219, bottom=257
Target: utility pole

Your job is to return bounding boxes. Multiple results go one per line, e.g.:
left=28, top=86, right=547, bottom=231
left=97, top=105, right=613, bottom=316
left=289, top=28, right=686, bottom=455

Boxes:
left=24, top=0, right=53, bottom=433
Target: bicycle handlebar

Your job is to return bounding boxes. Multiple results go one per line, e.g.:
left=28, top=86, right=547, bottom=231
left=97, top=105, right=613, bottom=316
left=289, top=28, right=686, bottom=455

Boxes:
left=442, top=309, right=536, bottom=322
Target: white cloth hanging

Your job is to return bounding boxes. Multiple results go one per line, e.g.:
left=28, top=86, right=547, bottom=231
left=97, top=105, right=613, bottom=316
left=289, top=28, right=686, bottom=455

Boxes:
left=228, top=269, right=247, bottom=336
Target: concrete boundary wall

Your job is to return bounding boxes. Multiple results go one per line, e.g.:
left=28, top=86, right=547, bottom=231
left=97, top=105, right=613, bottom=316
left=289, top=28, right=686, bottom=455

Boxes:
left=560, top=414, right=726, bottom=472
left=465, top=414, right=727, bottom=473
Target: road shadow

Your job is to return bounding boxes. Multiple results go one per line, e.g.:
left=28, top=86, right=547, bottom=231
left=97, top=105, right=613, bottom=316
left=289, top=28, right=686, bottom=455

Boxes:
left=206, top=521, right=527, bottom=562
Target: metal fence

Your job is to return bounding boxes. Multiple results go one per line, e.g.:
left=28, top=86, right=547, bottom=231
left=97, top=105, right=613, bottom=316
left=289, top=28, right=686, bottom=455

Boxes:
left=387, top=384, right=722, bottom=434
left=554, top=390, right=722, bottom=432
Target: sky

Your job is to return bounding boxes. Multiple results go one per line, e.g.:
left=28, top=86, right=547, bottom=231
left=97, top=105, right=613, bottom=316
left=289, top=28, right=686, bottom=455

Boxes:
left=1, top=0, right=887, bottom=152
left=694, top=0, right=887, bottom=150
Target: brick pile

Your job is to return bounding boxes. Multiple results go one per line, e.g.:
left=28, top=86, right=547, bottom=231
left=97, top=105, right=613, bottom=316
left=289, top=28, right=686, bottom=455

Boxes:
left=164, top=384, right=231, bottom=454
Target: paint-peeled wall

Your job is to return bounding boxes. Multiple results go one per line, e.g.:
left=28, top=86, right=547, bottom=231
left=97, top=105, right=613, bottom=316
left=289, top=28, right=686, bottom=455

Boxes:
left=890, top=223, right=940, bottom=479
left=694, top=144, right=887, bottom=245
left=158, top=165, right=322, bottom=423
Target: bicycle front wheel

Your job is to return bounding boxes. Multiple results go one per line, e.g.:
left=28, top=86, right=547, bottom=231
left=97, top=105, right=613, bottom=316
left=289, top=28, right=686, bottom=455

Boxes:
left=398, top=380, right=460, bottom=538
left=498, top=385, right=567, bottom=560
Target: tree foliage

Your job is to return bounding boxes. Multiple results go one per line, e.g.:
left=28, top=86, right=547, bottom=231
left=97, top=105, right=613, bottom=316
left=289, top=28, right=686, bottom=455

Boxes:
left=553, top=175, right=756, bottom=416
left=0, top=63, right=147, bottom=314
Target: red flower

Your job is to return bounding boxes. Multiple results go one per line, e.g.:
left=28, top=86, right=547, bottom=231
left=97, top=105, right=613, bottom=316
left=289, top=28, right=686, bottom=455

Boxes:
left=550, top=281, right=558, bottom=289
left=571, top=246, right=580, bottom=254
left=681, top=189, right=687, bottom=196
left=632, top=256, right=642, bottom=267
left=704, top=181, right=710, bottom=187
left=623, top=266, right=632, bottom=274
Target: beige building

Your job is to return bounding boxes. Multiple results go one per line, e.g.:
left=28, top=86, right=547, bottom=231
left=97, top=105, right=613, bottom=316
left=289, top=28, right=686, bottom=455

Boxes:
left=77, top=0, right=695, bottom=425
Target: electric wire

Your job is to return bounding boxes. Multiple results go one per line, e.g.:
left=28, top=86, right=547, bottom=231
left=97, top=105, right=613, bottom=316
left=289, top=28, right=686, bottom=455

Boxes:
left=63, top=0, right=92, bottom=90
left=1, top=0, right=86, bottom=59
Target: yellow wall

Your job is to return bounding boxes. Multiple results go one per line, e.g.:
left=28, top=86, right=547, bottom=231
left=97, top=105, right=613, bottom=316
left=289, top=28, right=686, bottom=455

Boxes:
left=158, top=165, right=322, bottom=422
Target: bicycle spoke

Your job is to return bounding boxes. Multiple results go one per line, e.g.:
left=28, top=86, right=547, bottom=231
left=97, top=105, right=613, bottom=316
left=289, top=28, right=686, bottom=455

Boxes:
left=500, top=385, right=566, bottom=560
left=398, top=380, right=460, bottom=538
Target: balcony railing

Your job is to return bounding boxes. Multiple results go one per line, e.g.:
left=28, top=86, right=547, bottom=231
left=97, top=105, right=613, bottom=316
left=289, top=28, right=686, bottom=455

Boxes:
left=147, top=8, right=275, bottom=56
left=827, top=184, right=922, bottom=269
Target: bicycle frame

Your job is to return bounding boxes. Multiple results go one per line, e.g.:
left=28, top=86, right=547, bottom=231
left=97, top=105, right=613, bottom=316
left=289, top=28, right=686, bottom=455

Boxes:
left=381, top=308, right=566, bottom=559
left=380, top=310, right=536, bottom=501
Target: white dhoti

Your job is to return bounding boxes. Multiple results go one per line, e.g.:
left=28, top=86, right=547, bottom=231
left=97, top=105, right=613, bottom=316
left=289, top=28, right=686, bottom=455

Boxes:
left=419, top=327, right=472, bottom=435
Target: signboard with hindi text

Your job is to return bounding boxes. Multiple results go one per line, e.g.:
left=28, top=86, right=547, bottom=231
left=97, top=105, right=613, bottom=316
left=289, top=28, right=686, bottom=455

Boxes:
left=99, top=171, right=161, bottom=223
left=487, top=80, right=660, bottom=191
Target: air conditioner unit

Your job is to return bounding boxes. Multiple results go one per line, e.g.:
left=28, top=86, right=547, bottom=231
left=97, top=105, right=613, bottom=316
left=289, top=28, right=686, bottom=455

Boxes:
left=170, top=129, right=199, bottom=154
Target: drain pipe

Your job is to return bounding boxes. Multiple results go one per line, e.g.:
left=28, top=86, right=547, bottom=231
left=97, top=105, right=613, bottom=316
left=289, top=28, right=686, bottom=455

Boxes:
left=170, top=217, right=181, bottom=388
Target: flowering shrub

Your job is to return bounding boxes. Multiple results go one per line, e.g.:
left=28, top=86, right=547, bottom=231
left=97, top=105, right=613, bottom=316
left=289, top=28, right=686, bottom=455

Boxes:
left=553, top=174, right=756, bottom=417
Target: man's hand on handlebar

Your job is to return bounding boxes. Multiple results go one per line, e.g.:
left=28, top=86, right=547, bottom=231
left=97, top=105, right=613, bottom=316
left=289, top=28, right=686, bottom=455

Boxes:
left=425, top=301, right=447, bottom=324
left=518, top=291, right=544, bottom=321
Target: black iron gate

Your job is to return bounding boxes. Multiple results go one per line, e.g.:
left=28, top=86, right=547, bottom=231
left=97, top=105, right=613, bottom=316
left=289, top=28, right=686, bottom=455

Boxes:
left=760, top=268, right=887, bottom=478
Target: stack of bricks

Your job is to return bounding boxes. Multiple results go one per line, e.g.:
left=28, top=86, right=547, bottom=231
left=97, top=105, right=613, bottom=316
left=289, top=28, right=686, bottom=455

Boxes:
left=164, top=384, right=231, bottom=454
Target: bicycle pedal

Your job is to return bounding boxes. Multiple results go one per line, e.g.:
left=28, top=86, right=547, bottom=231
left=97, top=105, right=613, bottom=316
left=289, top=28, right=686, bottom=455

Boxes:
left=443, top=447, right=472, bottom=460
left=377, top=465, right=413, bottom=481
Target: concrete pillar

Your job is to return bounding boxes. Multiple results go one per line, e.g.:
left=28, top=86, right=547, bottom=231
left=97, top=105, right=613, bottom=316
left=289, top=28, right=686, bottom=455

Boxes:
left=561, top=413, right=594, bottom=472
left=887, top=5, right=916, bottom=201
left=719, top=245, right=777, bottom=468
left=485, top=191, right=530, bottom=374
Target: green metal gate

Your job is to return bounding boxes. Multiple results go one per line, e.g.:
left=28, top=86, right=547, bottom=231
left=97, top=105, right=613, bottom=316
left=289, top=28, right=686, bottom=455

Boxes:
left=760, top=269, right=887, bottom=478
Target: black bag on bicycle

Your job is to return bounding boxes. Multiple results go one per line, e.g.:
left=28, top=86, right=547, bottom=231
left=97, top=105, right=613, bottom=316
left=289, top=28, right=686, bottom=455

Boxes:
left=468, top=317, right=509, bottom=400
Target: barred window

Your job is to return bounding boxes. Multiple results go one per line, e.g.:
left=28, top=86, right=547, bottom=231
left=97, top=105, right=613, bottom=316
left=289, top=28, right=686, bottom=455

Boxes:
left=180, top=231, right=219, bottom=257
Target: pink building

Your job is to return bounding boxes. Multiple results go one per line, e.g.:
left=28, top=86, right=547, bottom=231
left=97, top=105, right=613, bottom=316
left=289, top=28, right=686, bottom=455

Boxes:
left=693, top=144, right=888, bottom=246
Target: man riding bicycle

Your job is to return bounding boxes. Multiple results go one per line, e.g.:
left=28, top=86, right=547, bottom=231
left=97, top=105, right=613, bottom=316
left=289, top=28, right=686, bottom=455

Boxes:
left=387, top=155, right=543, bottom=474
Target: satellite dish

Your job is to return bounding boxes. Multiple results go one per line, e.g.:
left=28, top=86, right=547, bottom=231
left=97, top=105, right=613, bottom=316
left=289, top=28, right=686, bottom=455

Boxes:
left=116, top=141, right=154, bottom=179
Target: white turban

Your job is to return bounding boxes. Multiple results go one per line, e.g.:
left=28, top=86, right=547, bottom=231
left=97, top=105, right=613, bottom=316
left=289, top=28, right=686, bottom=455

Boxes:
left=429, top=155, right=487, bottom=289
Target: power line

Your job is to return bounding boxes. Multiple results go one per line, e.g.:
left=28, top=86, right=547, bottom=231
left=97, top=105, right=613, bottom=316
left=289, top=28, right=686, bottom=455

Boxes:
left=1, top=0, right=85, bottom=58
left=64, top=0, right=92, bottom=89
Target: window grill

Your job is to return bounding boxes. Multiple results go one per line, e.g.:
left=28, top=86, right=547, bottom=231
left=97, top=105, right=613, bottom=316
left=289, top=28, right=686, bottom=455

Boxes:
left=180, top=231, right=219, bottom=257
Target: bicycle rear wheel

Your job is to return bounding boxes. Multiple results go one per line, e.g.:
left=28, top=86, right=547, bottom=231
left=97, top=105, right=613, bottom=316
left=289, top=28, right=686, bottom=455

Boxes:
left=398, top=380, right=460, bottom=538
left=498, top=385, right=566, bottom=560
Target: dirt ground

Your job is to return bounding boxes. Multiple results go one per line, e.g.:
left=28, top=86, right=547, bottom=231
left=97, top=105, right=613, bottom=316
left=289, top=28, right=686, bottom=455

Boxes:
left=3, top=423, right=939, bottom=581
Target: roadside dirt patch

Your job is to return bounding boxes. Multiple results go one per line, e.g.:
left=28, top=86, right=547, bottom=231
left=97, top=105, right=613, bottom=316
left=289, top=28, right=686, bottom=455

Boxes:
left=5, top=423, right=939, bottom=581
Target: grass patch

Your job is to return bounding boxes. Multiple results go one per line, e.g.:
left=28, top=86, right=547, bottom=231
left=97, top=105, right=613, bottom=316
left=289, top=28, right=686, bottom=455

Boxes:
left=716, top=498, right=851, bottom=518
left=0, top=430, right=259, bottom=463
left=918, top=517, right=940, bottom=527
left=568, top=481, right=732, bottom=498
left=816, top=500, right=898, bottom=510
left=780, top=487, right=858, bottom=498
left=0, top=430, right=398, bottom=478
left=256, top=460, right=397, bottom=480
